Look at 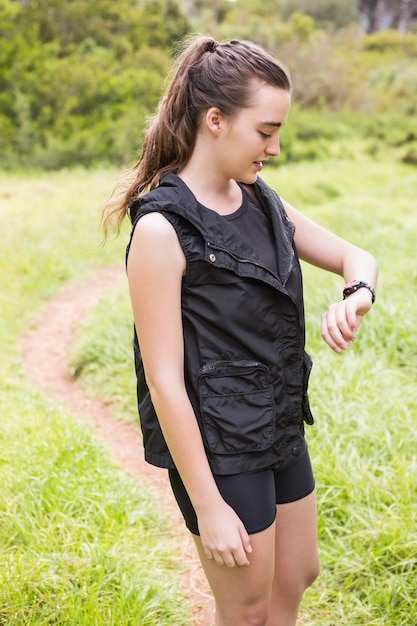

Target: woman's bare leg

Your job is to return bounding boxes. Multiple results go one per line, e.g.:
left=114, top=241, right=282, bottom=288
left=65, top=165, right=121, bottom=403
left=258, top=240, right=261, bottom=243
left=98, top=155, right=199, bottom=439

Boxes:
left=193, top=523, right=276, bottom=626
left=266, top=490, right=320, bottom=626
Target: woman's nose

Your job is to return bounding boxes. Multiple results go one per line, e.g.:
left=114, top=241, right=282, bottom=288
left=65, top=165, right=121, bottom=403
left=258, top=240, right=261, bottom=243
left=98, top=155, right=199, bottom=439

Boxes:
left=267, top=135, right=280, bottom=157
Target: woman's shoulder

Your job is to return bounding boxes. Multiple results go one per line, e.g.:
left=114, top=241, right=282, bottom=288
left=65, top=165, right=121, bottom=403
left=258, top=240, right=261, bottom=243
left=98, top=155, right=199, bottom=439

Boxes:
left=130, top=173, right=196, bottom=223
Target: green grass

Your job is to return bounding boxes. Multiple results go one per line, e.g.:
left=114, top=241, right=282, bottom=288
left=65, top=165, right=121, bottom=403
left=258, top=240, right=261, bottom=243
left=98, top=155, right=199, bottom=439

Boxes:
left=0, top=169, right=191, bottom=624
left=2, top=152, right=417, bottom=624
left=0, top=388, right=187, bottom=624
left=69, top=284, right=138, bottom=425
left=70, top=156, right=417, bottom=625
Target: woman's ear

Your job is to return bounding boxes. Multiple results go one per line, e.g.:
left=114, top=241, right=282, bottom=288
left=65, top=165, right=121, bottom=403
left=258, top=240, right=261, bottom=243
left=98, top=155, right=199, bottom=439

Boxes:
left=205, top=107, right=224, bottom=136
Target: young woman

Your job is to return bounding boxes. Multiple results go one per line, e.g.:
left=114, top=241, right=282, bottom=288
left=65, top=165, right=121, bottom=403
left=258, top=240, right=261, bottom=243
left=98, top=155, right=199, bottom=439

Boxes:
left=104, top=36, right=377, bottom=626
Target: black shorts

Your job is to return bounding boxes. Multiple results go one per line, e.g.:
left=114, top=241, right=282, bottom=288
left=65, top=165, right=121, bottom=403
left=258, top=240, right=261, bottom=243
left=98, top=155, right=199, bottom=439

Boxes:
left=168, top=441, right=315, bottom=536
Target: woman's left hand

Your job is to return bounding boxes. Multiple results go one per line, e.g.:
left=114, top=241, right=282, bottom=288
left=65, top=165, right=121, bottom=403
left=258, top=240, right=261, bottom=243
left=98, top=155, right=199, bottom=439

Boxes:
left=321, top=290, right=373, bottom=353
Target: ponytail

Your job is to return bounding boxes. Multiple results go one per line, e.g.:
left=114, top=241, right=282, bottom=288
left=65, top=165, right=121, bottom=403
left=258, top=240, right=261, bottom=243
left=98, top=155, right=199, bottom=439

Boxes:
left=103, top=35, right=291, bottom=236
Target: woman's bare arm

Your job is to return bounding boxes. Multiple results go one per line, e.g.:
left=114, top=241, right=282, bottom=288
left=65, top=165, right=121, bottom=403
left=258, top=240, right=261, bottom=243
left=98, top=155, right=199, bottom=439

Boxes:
left=283, top=199, right=378, bottom=353
left=127, top=212, right=252, bottom=566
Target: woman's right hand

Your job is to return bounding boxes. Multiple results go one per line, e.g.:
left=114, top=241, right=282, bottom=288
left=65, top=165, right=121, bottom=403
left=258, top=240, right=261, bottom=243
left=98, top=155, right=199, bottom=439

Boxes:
left=197, top=500, right=253, bottom=567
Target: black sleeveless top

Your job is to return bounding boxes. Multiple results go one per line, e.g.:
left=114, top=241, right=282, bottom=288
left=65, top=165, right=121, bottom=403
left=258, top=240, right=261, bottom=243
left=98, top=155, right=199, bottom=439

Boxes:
left=224, top=185, right=278, bottom=276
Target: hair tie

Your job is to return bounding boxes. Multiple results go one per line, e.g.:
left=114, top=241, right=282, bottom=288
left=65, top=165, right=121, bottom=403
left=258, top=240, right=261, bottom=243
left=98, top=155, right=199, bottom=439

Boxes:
left=207, top=40, right=219, bottom=53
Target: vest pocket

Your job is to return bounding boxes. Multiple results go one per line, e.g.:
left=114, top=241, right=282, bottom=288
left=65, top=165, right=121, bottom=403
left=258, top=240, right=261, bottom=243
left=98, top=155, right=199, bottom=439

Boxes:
left=198, top=360, right=275, bottom=455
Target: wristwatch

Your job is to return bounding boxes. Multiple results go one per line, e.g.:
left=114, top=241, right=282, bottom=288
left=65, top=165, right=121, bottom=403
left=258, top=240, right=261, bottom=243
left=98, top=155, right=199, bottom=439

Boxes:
left=343, top=280, right=376, bottom=303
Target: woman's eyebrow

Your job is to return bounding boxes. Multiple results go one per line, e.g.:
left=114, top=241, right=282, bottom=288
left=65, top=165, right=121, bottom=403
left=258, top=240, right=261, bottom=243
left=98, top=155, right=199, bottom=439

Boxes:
left=262, top=121, right=283, bottom=127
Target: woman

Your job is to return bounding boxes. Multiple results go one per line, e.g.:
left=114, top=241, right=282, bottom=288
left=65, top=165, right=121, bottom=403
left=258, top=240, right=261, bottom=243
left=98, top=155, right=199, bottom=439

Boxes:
left=104, top=36, right=377, bottom=626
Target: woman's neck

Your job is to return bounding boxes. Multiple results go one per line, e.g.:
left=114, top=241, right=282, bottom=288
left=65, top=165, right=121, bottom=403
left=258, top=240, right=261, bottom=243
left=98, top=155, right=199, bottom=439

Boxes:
left=178, top=161, right=242, bottom=216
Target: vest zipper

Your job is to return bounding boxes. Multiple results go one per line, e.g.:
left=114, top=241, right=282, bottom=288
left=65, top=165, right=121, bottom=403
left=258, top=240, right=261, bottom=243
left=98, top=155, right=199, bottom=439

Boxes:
left=200, top=360, right=263, bottom=375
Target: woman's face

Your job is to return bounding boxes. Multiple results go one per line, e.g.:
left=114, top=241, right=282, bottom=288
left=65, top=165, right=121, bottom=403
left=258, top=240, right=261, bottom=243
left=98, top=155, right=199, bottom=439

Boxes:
left=216, top=83, right=291, bottom=184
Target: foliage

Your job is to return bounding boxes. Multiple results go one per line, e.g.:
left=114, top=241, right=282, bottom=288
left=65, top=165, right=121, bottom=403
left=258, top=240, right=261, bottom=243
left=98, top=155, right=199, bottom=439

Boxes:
left=0, top=0, right=188, bottom=169
left=251, top=0, right=361, bottom=28
left=1, top=0, right=417, bottom=169
left=363, top=28, right=417, bottom=53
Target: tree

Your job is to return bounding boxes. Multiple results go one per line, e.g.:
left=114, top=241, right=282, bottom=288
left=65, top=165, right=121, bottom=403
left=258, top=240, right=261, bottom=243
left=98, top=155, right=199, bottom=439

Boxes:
left=396, top=0, right=417, bottom=32
left=359, top=0, right=417, bottom=32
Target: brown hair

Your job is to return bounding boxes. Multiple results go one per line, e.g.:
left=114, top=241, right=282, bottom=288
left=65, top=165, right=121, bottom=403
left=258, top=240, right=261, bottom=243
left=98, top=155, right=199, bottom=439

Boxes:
left=103, top=35, right=291, bottom=235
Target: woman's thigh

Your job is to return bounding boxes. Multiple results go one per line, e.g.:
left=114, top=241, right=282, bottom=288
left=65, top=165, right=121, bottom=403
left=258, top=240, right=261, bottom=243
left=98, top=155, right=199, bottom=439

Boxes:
left=192, top=492, right=319, bottom=624
left=274, top=489, right=319, bottom=591
left=193, top=522, right=276, bottom=622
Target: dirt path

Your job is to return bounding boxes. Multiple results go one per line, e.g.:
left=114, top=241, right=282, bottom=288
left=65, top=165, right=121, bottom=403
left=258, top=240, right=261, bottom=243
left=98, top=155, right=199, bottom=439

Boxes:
left=21, top=264, right=214, bottom=625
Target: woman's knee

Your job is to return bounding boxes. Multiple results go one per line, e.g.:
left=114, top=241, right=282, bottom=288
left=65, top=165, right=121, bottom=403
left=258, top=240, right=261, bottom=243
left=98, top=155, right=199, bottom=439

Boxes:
left=216, top=596, right=270, bottom=626
left=306, top=554, right=320, bottom=587
left=297, top=553, right=320, bottom=594
left=274, top=553, right=320, bottom=602
left=244, top=602, right=270, bottom=626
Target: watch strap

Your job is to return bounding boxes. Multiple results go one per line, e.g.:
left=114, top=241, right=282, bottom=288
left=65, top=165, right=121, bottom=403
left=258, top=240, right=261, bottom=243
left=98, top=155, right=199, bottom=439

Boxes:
left=343, top=280, right=376, bottom=303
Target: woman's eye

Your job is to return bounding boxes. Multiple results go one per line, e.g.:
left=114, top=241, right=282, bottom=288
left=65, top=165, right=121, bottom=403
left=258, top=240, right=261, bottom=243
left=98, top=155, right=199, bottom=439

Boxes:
left=260, top=132, right=271, bottom=138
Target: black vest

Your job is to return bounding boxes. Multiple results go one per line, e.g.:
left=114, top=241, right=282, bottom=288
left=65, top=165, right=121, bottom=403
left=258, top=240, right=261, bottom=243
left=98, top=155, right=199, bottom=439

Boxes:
left=128, top=173, right=314, bottom=474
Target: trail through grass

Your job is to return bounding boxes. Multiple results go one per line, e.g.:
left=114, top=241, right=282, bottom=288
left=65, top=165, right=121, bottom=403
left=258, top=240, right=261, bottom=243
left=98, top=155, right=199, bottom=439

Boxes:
left=0, top=169, right=191, bottom=624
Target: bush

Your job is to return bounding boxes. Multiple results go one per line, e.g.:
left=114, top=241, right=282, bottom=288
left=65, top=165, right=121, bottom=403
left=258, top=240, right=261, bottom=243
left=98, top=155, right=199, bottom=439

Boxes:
left=1, top=2, right=417, bottom=169
left=363, top=29, right=417, bottom=55
left=0, top=0, right=185, bottom=169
